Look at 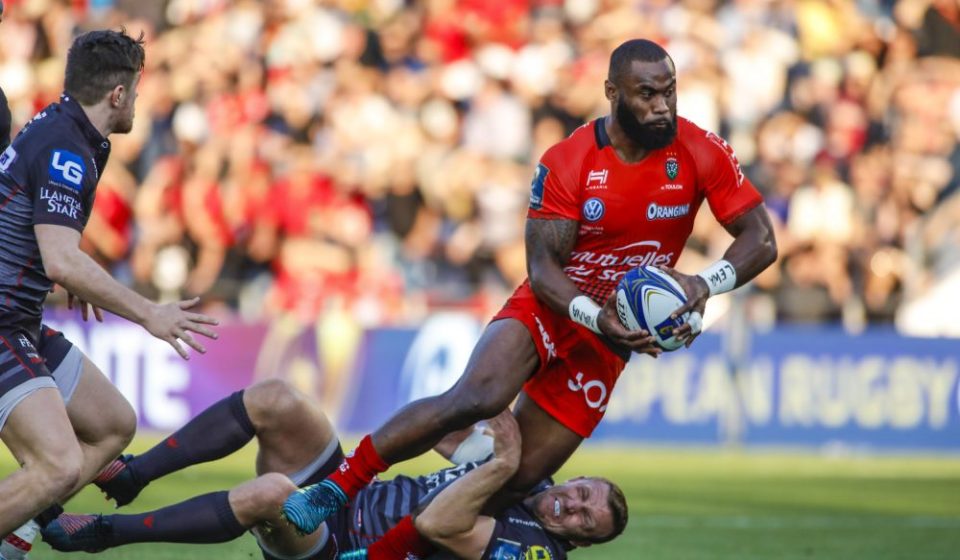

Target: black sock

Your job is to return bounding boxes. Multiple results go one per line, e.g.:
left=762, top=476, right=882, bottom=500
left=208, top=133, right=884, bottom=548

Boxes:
left=35, top=504, right=64, bottom=528
left=129, top=391, right=255, bottom=484
left=107, top=491, right=246, bottom=546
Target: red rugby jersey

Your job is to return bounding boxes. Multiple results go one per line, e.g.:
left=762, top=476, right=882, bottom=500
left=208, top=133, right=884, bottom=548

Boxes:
left=526, top=117, right=763, bottom=304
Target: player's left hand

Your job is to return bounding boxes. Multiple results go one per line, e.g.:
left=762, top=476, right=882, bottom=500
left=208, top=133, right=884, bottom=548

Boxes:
left=67, top=291, right=104, bottom=322
left=658, top=266, right=707, bottom=348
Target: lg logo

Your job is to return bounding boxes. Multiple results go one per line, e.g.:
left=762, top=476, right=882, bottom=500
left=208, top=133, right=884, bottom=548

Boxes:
left=50, top=150, right=85, bottom=187
left=567, top=372, right=609, bottom=412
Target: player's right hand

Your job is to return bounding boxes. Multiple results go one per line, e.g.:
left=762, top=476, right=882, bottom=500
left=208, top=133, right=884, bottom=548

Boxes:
left=142, top=297, right=219, bottom=360
left=598, top=293, right=662, bottom=358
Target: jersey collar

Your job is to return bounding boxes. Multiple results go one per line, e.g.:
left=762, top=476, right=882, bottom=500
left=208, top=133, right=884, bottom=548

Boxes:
left=593, top=117, right=611, bottom=149
left=59, top=93, right=111, bottom=151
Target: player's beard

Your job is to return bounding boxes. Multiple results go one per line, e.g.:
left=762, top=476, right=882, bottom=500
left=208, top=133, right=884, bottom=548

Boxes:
left=616, top=97, right=677, bottom=151
left=113, top=109, right=134, bottom=134
left=111, top=100, right=135, bottom=134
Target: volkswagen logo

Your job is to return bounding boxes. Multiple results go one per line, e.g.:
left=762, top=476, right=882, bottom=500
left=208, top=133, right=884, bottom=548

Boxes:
left=582, top=197, right=605, bottom=222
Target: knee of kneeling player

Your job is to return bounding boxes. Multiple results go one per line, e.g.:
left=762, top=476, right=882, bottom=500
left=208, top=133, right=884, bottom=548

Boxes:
left=245, top=379, right=308, bottom=429
left=113, top=402, right=138, bottom=448
left=237, top=473, right=299, bottom=521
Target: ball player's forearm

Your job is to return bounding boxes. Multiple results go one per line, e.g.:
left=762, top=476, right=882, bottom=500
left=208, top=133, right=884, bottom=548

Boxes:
left=36, top=224, right=153, bottom=325
left=528, top=257, right=585, bottom=317
left=714, top=205, right=778, bottom=291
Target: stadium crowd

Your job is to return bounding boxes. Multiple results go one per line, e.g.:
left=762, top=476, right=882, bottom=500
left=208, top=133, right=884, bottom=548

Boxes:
left=1, top=0, right=958, bottom=330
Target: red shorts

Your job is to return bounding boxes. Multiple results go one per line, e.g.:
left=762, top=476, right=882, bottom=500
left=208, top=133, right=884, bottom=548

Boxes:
left=491, top=284, right=627, bottom=438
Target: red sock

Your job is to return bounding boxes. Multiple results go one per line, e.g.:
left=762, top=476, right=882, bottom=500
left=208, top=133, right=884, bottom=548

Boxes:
left=367, top=515, right=435, bottom=560
left=328, top=435, right=389, bottom=498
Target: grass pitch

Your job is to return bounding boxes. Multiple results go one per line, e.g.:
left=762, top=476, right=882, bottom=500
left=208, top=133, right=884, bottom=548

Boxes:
left=8, top=437, right=960, bottom=560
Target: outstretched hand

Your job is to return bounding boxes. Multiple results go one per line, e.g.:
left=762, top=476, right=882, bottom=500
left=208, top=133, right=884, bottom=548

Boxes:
left=142, top=297, right=220, bottom=359
left=658, top=266, right=708, bottom=347
left=597, top=293, right=662, bottom=358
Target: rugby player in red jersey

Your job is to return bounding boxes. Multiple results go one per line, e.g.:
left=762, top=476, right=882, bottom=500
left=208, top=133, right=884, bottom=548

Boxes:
left=282, top=37, right=778, bottom=543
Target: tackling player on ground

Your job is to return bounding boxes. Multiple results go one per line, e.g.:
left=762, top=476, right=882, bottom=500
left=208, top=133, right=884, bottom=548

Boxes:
left=0, top=29, right=218, bottom=556
left=42, top=379, right=627, bottom=559
left=282, top=38, right=777, bottom=543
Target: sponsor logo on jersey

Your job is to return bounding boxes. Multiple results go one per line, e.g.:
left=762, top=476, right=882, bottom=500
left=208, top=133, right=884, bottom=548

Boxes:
left=582, top=197, right=605, bottom=222
left=40, top=187, right=82, bottom=220
left=0, top=146, right=17, bottom=173
left=507, top=517, right=541, bottom=529
left=565, top=240, right=674, bottom=282
left=491, top=538, right=523, bottom=560
left=665, top=157, right=679, bottom=180
left=529, top=163, right=549, bottom=210
left=16, top=334, right=41, bottom=363
left=526, top=545, right=553, bottom=560
left=646, top=202, right=690, bottom=221
left=49, top=150, right=86, bottom=190
left=660, top=183, right=684, bottom=191
left=586, top=169, right=608, bottom=189
left=579, top=224, right=604, bottom=235
left=567, top=371, right=609, bottom=412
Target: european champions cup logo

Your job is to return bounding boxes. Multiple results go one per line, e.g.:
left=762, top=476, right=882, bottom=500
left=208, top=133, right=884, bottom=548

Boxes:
left=582, top=197, right=605, bottom=222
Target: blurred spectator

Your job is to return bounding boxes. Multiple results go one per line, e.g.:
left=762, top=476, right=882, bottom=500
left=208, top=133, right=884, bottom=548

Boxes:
left=0, top=0, right=955, bottom=334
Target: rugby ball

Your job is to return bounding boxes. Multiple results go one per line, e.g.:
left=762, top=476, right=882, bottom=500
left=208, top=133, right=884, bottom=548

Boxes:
left=616, top=266, right=690, bottom=351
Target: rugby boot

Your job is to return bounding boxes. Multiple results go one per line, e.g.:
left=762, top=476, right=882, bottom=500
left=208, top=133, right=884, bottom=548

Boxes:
left=281, top=479, right=348, bottom=535
left=40, top=514, right=110, bottom=553
left=94, top=454, right=145, bottom=507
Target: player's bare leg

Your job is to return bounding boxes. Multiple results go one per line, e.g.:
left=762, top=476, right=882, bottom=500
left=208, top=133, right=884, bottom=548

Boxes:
left=1, top=350, right=135, bottom=556
left=0, top=388, right=83, bottom=535
left=43, top=379, right=340, bottom=555
left=283, top=318, right=540, bottom=534
left=246, top=380, right=341, bottom=558
left=236, top=473, right=333, bottom=558
left=375, top=319, right=539, bottom=460
left=246, top=379, right=339, bottom=477
left=61, top=356, right=136, bottom=499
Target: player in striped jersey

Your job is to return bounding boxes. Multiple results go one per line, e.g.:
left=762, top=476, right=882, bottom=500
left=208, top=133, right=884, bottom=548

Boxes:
left=41, top=379, right=628, bottom=559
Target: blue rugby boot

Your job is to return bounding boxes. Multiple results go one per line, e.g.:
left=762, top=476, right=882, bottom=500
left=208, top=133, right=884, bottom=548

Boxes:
left=94, top=454, right=146, bottom=507
left=41, top=514, right=111, bottom=552
left=281, top=479, right=348, bottom=535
